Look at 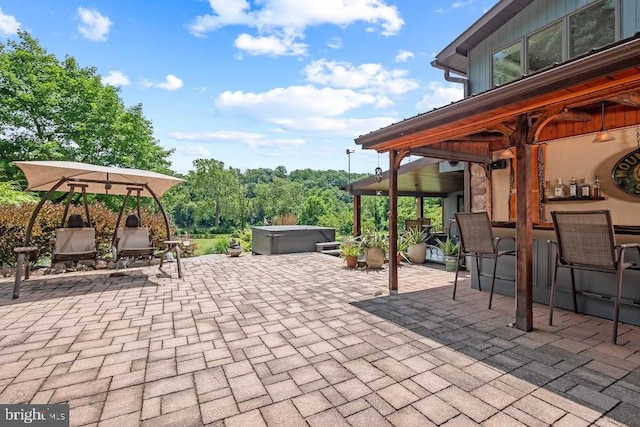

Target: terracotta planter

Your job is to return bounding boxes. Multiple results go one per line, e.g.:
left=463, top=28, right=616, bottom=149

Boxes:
left=407, top=243, right=427, bottom=264
left=345, top=255, right=358, bottom=268
left=364, top=247, right=385, bottom=269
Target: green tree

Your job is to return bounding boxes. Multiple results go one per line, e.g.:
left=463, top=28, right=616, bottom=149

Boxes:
left=0, top=30, right=173, bottom=183
left=190, top=159, right=238, bottom=228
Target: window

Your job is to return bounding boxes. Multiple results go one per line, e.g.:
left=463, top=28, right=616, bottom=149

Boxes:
left=527, top=22, right=563, bottom=74
left=569, top=0, right=615, bottom=58
left=492, top=42, right=521, bottom=86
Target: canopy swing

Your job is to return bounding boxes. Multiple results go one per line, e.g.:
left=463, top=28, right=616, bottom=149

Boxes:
left=11, top=161, right=184, bottom=299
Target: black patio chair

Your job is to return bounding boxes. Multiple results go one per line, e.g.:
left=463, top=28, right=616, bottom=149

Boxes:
left=548, top=210, right=640, bottom=344
left=453, top=211, right=516, bottom=309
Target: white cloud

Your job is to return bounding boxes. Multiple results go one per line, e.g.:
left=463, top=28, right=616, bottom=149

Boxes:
left=416, top=81, right=464, bottom=111
left=168, top=130, right=305, bottom=149
left=270, top=116, right=396, bottom=136
left=304, top=59, right=418, bottom=95
left=101, top=70, right=130, bottom=87
left=395, top=50, right=414, bottom=63
left=175, top=144, right=211, bottom=157
left=216, top=85, right=391, bottom=120
left=0, top=8, right=20, bottom=35
left=436, top=0, right=474, bottom=14
left=452, top=0, right=474, bottom=9
left=77, top=7, right=112, bottom=42
left=234, top=33, right=307, bottom=56
left=156, top=74, right=183, bottom=91
left=188, top=0, right=404, bottom=56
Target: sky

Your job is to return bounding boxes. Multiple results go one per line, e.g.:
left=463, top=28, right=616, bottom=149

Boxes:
left=0, top=0, right=495, bottom=175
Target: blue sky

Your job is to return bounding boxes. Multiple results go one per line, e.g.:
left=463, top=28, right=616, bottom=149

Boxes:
left=0, top=0, right=494, bottom=175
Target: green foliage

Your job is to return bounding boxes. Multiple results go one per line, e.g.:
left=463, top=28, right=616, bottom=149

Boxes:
left=403, top=227, right=427, bottom=245
left=0, top=30, right=173, bottom=184
left=359, top=228, right=388, bottom=254
left=206, top=237, right=230, bottom=255
left=434, top=237, right=460, bottom=256
left=340, top=238, right=361, bottom=258
left=0, top=181, right=38, bottom=205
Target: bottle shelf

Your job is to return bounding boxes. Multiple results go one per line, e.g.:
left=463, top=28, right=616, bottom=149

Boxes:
left=545, top=196, right=606, bottom=202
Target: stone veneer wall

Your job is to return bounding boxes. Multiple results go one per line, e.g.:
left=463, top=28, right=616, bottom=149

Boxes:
left=470, top=163, right=488, bottom=213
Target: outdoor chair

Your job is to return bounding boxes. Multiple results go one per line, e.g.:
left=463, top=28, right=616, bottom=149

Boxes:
left=115, top=214, right=155, bottom=261
left=51, top=215, right=97, bottom=265
left=548, top=210, right=640, bottom=344
left=453, top=211, right=516, bottom=309
left=405, top=219, right=423, bottom=231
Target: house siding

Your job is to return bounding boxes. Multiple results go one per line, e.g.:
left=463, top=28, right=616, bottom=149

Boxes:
left=469, top=0, right=637, bottom=95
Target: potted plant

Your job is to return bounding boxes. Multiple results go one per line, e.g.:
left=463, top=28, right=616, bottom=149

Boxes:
left=397, top=234, right=410, bottom=264
left=228, top=238, right=242, bottom=257
left=359, top=229, right=387, bottom=269
left=434, top=237, right=460, bottom=272
left=403, top=227, right=428, bottom=264
left=340, top=238, right=361, bottom=268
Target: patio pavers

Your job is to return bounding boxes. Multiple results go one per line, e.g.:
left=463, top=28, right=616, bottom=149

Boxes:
left=1, top=252, right=639, bottom=426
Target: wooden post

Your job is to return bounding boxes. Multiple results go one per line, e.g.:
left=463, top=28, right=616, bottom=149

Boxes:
left=353, top=195, right=361, bottom=237
left=389, top=150, right=398, bottom=292
left=514, top=114, right=533, bottom=331
left=416, top=196, right=424, bottom=219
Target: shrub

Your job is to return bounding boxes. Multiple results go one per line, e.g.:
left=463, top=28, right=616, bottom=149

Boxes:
left=0, top=201, right=177, bottom=266
left=273, top=214, right=297, bottom=225
left=206, top=237, right=229, bottom=255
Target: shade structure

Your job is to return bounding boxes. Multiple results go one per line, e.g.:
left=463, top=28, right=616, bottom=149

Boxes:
left=13, top=161, right=184, bottom=197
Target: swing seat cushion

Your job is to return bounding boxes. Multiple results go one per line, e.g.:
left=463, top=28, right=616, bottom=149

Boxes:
left=116, top=227, right=155, bottom=258
left=52, top=228, right=97, bottom=263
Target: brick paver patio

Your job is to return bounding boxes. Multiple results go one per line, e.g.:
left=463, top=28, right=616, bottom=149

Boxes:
left=1, top=253, right=639, bottom=426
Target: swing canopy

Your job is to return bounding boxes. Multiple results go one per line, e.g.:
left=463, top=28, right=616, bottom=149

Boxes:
left=14, top=161, right=183, bottom=197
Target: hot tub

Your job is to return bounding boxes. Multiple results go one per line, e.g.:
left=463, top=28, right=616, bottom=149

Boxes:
left=252, top=225, right=336, bottom=255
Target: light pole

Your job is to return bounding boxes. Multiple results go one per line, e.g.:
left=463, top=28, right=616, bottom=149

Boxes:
left=346, top=149, right=356, bottom=190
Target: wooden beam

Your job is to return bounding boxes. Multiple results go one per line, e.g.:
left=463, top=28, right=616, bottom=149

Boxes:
left=389, top=150, right=398, bottom=292
left=608, top=91, right=640, bottom=108
left=514, top=114, right=533, bottom=332
left=410, top=147, right=491, bottom=163
left=353, top=194, right=361, bottom=237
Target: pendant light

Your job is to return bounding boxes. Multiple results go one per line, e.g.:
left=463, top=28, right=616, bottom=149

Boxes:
left=592, top=102, right=615, bottom=143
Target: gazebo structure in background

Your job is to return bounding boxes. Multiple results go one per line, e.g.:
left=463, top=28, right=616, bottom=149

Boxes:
left=11, top=161, right=184, bottom=298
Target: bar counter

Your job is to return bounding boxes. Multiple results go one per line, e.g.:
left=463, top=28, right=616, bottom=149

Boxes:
left=466, top=222, right=640, bottom=327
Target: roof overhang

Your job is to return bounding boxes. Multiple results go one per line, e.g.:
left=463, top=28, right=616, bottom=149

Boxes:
left=356, top=36, right=640, bottom=156
left=346, top=157, right=464, bottom=196
left=13, top=161, right=184, bottom=197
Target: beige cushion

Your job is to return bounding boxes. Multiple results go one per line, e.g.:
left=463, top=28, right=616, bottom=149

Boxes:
left=55, top=228, right=96, bottom=254
left=116, top=228, right=151, bottom=251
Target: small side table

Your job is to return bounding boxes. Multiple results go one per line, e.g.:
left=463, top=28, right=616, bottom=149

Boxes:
left=159, top=240, right=183, bottom=278
left=13, top=246, right=38, bottom=299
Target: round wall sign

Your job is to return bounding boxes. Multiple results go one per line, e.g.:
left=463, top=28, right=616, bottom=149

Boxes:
left=612, top=147, right=640, bottom=196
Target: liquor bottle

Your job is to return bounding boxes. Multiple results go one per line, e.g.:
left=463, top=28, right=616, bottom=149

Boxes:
left=593, top=176, right=601, bottom=198
left=554, top=178, right=565, bottom=198
left=569, top=177, right=578, bottom=198
left=580, top=178, right=591, bottom=198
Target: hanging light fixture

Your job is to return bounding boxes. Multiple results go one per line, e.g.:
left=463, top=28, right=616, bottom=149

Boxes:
left=374, top=153, right=383, bottom=182
left=592, top=102, right=615, bottom=143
